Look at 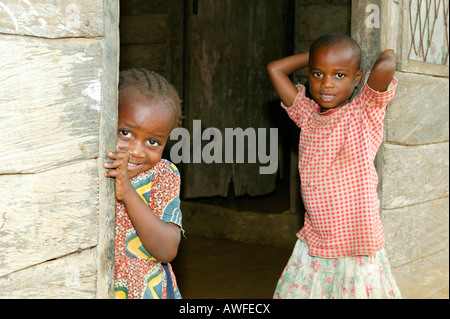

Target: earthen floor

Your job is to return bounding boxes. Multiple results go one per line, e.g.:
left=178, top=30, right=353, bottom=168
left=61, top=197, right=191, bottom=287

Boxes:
left=171, top=235, right=293, bottom=299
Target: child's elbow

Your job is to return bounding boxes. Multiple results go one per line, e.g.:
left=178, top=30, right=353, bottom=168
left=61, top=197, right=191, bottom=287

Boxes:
left=143, top=247, right=175, bottom=264
left=373, top=61, right=396, bottom=88
left=372, top=54, right=397, bottom=80
left=376, top=59, right=397, bottom=75
left=158, top=233, right=181, bottom=263
left=159, top=251, right=177, bottom=264
left=266, top=61, right=278, bottom=76
left=375, top=50, right=398, bottom=74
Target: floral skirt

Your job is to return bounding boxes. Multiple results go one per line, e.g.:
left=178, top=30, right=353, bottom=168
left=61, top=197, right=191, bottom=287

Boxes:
left=273, top=240, right=402, bottom=299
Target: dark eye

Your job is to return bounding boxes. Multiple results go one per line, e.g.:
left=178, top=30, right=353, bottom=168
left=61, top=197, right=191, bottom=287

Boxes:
left=146, top=138, right=161, bottom=147
left=119, top=129, right=131, bottom=138
left=312, top=72, right=322, bottom=78
left=335, top=73, right=345, bottom=79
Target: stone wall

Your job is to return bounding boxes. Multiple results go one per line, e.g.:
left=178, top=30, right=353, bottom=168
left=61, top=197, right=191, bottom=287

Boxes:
left=351, top=0, right=449, bottom=299
left=382, top=72, right=449, bottom=299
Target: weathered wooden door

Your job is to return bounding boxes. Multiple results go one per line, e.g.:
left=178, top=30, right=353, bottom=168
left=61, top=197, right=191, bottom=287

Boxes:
left=0, top=0, right=118, bottom=298
left=182, top=0, right=287, bottom=198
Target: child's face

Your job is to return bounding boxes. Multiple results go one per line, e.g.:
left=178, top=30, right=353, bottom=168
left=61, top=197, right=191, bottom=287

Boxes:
left=308, top=44, right=363, bottom=111
left=117, top=94, right=174, bottom=178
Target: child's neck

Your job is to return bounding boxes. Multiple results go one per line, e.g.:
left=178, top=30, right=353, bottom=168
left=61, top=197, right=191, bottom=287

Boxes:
left=319, top=100, right=348, bottom=113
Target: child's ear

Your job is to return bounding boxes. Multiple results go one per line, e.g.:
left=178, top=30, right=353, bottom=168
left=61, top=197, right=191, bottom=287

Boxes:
left=355, top=68, right=363, bottom=87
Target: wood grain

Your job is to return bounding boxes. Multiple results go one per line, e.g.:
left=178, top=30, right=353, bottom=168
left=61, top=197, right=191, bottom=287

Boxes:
left=0, top=35, right=102, bottom=174
left=0, top=160, right=99, bottom=278
left=0, top=0, right=103, bottom=38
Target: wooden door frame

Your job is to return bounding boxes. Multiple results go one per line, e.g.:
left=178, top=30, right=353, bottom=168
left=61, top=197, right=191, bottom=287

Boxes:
left=96, top=0, right=120, bottom=299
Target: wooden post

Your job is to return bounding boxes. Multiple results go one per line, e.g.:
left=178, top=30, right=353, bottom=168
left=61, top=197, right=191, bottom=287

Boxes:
left=96, top=0, right=119, bottom=299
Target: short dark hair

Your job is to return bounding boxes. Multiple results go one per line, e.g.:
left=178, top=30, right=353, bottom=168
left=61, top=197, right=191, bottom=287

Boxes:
left=309, top=33, right=362, bottom=69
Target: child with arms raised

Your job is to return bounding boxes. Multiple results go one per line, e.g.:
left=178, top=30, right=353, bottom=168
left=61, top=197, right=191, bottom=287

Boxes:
left=104, top=69, right=183, bottom=299
left=267, top=33, right=401, bottom=299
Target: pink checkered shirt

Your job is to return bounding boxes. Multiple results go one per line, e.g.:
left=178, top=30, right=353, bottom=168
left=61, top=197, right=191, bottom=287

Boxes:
left=283, top=73, right=398, bottom=258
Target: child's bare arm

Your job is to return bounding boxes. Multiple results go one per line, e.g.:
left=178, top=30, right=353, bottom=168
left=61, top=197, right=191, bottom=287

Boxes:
left=267, top=52, right=309, bottom=107
left=367, top=49, right=398, bottom=92
left=118, top=185, right=181, bottom=264
left=104, top=150, right=181, bottom=263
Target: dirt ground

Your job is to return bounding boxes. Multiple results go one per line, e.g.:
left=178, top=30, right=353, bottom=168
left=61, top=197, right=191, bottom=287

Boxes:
left=171, top=235, right=294, bottom=299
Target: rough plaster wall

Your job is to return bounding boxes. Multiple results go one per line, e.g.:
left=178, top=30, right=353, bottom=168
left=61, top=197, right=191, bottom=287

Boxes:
left=382, top=72, right=449, bottom=299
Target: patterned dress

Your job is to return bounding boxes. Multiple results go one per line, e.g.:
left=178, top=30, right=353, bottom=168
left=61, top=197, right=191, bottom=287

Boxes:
left=114, top=159, right=183, bottom=299
left=273, top=240, right=402, bottom=299
left=274, top=74, right=402, bottom=299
